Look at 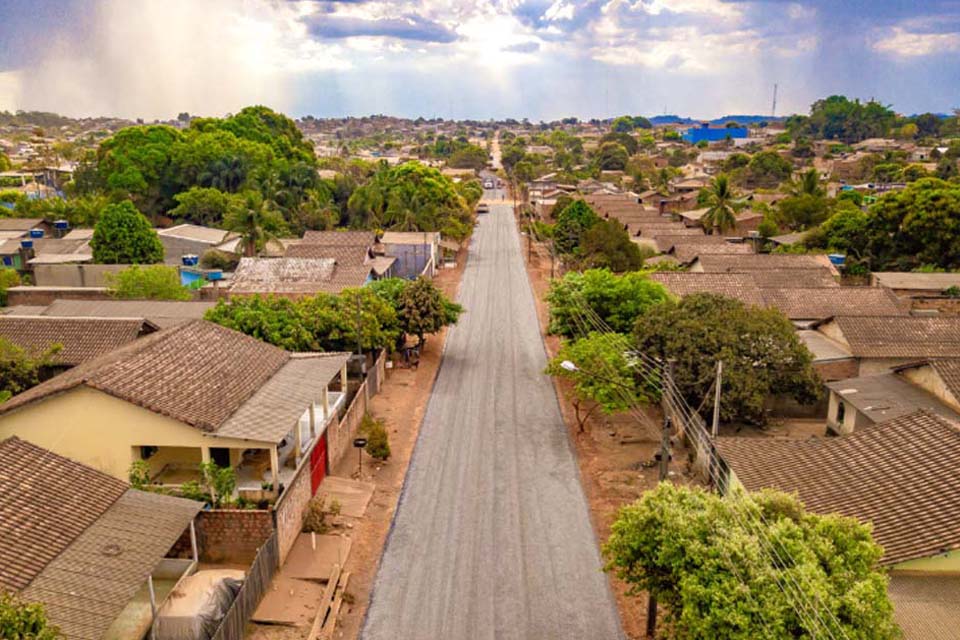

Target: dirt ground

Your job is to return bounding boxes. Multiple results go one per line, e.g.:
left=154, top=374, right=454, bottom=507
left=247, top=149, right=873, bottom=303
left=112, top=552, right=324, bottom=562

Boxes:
left=521, top=237, right=700, bottom=640
left=247, top=255, right=466, bottom=640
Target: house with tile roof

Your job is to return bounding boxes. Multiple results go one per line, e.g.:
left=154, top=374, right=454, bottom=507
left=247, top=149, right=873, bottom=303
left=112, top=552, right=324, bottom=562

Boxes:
left=0, top=436, right=201, bottom=640
left=0, top=315, right=158, bottom=367
left=0, top=320, right=351, bottom=505
left=716, top=410, right=960, bottom=571
left=226, top=256, right=374, bottom=297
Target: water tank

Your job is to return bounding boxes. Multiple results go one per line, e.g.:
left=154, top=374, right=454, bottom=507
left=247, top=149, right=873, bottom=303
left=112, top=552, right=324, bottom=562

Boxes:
left=29, top=229, right=44, bottom=238
left=206, top=270, right=223, bottom=281
left=181, top=254, right=199, bottom=266
left=828, top=253, right=846, bottom=266
left=20, top=239, right=33, bottom=249
left=54, top=220, right=69, bottom=230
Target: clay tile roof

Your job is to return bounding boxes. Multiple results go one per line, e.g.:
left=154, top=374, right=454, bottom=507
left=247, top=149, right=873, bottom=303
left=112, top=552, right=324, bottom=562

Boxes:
left=284, top=243, right=370, bottom=266
left=931, top=359, right=960, bottom=403
left=760, top=287, right=908, bottom=320
left=672, top=242, right=754, bottom=264
left=0, top=217, right=45, bottom=231
left=0, top=320, right=290, bottom=431
left=300, top=230, right=376, bottom=247
left=229, top=257, right=371, bottom=295
left=832, top=316, right=960, bottom=358
left=716, top=410, right=960, bottom=565
left=0, top=316, right=158, bottom=366
left=648, top=272, right=765, bottom=306
left=749, top=268, right=839, bottom=289
left=655, top=234, right=724, bottom=253
left=0, top=436, right=126, bottom=592
left=694, top=253, right=839, bottom=275
left=41, top=299, right=216, bottom=329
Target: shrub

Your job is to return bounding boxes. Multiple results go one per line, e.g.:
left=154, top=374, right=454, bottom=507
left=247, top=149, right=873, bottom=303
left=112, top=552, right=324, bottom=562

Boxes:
left=0, top=268, right=21, bottom=306
left=361, top=413, right=391, bottom=461
left=199, top=248, right=240, bottom=271
left=128, top=460, right=151, bottom=489
left=0, top=592, right=61, bottom=640
left=107, top=264, right=191, bottom=300
left=302, top=495, right=329, bottom=533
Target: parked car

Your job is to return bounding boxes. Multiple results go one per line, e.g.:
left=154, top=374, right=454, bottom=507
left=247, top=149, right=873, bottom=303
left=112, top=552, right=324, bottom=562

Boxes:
left=476, top=203, right=490, bottom=214
left=483, top=180, right=494, bottom=189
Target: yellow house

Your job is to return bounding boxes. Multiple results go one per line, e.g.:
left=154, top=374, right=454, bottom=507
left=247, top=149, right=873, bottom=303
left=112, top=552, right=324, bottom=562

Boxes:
left=715, top=409, right=960, bottom=572
left=0, top=320, right=350, bottom=500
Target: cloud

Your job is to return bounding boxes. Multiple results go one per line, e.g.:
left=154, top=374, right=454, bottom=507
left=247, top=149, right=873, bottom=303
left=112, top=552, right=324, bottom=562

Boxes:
left=503, top=41, right=541, bottom=53
left=872, top=26, right=960, bottom=56
left=303, top=14, right=458, bottom=42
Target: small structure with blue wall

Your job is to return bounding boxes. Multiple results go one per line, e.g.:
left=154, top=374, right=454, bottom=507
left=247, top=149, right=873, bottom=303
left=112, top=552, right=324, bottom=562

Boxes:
left=682, top=123, right=749, bottom=144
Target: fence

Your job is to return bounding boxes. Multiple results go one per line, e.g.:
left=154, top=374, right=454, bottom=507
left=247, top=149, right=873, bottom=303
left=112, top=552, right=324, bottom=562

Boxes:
left=366, top=349, right=387, bottom=397
left=210, top=532, right=279, bottom=640
left=327, top=380, right=368, bottom=469
left=662, top=382, right=721, bottom=486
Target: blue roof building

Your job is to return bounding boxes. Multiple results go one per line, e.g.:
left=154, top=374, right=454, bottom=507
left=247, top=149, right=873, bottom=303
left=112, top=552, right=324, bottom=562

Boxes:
left=682, top=123, right=748, bottom=144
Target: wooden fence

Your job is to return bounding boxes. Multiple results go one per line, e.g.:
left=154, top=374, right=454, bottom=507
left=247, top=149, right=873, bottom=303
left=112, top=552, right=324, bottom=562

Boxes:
left=210, top=532, right=279, bottom=640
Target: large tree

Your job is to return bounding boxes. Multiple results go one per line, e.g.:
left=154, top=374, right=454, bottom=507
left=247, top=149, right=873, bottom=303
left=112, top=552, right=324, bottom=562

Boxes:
left=701, top=174, right=739, bottom=234
left=90, top=201, right=164, bottom=264
left=547, top=269, right=671, bottom=338
left=633, top=293, right=820, bottom=424
left=553, top=199, right=600, bottom=254
left=578, top=219, right=647, bottom=272
left=604, top=483, right=899, bottom=640
left=393, top=276, right=463, bottom=347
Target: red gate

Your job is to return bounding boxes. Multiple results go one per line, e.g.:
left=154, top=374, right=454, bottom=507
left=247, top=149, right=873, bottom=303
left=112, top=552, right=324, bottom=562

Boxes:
left=310, top=432, right=328, bottom=494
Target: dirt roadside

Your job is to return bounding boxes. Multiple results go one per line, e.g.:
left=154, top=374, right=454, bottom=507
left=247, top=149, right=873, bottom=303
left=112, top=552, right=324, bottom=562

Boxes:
left=520, top=235, right=695, bottom=640
left=247, top=252, right=466, bottom=640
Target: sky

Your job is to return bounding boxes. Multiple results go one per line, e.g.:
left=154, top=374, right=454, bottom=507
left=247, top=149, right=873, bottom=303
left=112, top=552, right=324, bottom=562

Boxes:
left=1, top=0, right=959, bottom=121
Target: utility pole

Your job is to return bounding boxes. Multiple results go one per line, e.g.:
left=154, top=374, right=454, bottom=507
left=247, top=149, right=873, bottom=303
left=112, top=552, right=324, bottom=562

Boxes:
left=647, top=414, right=672, bottom=638
left=711, top=360, right=723, bottom=438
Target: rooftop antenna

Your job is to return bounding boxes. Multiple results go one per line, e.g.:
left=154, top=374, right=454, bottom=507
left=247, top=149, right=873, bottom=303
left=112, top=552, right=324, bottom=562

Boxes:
left=771, top=83, right=779, bottom=118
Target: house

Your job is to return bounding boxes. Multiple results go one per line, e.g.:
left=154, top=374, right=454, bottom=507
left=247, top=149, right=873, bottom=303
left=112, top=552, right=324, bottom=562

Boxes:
left=671, top=242, right=754, bottom=265
left=0, top=316, right=158, bottom=367
left=0, top=321, right=351, bottom=502
left=35, top=299, right=217, bottom=328
left=716, top=410, right=960, bottom=571
left=681, top=123, right=748, bottom=143
left=285, top=230, right=396, bottom=279
left=870, top=272, right=960, bottom=298
left=810, top=316, right=960, bottom=376
left=0, top=217, right=52, bottom=238
left=0, top=436, right=201, bottom=640
left=156, top=224, right=239, bottom=266
left=689, top=253, right=840, bottom=278
left=648, top=272, right=765, bottom=306
left=760, top=287, right=907, bottom=323
left=0, top=237, right=91, bottom=271
left=226, top=257, right=373, bottom=298
left=380, top=231, right=441, bottom=279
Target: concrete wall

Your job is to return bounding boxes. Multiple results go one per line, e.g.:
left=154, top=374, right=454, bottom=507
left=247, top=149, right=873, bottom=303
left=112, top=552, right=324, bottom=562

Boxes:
left=909, top=296, right=960, bottom=316
left=900, top=365, right=960, bottom=413
left=32, top=264, right=128, bottom=287
left=0, top=386, right=270, bottom=480
left=859, top=357, right=915, bottom=377
left=6, top=286, right=111, bottom=306
left=327, top=381, right=368, bottom=471
left=893, top=549, right=960, bottom=573
left=273, top=450, right=314, bottom=563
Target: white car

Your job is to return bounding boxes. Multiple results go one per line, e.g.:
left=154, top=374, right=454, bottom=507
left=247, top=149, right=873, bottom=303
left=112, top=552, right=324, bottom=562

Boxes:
left=483, top=180, right=494, bottom=189
left=476, top=203, right=490, bottom=214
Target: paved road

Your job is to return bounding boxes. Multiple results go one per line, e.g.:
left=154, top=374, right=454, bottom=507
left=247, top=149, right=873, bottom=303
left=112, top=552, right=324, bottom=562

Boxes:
left=362, top=199, right=623, bottom=640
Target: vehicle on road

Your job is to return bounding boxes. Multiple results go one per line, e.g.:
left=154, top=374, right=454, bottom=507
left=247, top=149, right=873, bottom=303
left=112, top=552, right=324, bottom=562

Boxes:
left=476, top=203, right=490, bottom=214
left=483, top=180, right=494, bottom=189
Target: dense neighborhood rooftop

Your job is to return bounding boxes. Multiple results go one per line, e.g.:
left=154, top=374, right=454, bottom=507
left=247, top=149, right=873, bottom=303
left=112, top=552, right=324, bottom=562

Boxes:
left=826, top=316, right=960, bottom=358
left=0, top=315, right=158, bottom=365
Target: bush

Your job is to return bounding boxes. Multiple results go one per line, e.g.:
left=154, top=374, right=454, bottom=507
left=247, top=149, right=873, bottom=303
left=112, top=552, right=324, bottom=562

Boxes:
left=302, top=495, right=329, bottom=533
left=0, top=592, right=61, bottom=640
left=199, top=248, right=240, bottom=271
left=361, top=413, right=391, bottom=461
left=0, top=268, right=21, bottom=306
left=107, top=264, right=192, bottom=300
left=128, top=460, right=151, bottom=489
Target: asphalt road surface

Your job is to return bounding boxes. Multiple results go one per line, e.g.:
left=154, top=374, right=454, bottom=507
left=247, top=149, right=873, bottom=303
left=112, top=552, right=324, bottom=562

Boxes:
left=362, top=198, right=623, bottom=640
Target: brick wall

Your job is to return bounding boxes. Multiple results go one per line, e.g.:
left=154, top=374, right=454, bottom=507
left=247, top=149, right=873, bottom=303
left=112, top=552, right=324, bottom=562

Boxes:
left=273, top=448, right=314, bottom=563
left=6, top=286, right=111, bottom=306
left=910, top=297, right=960, bottom=316
left=327, top=381, right=368, bottom=471
left=167, top=510, right=274, bottom=564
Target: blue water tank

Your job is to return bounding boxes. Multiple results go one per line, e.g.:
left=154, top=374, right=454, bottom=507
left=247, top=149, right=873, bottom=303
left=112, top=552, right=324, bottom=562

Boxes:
left=20, top=239, right=33, bottom=249
left=2, top=256, right=11, bottom=266
left=181, top=254, right=199, bottom=266
left=54, top=220, right=69, bottom=230
left=29, top=229, right=44, bottom=238
left=206, top=270, right=223, bottom=281
left=828, top=253, right=846, bottom=266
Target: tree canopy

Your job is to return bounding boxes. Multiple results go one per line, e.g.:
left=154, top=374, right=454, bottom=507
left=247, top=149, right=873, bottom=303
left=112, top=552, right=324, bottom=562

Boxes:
left=553, top=199, right=601, bottom=254
left=786, top=95, right=897, bottom=143
left=578, top=219, right=648, bottom=272
left=604, top=483, right=899, bottom=640
left=547, top=269, right=671, bottom=338
left=0, top=592, right=61, bottom=640
left=107, top=265, right=192, bottom=300
left=0, top=337, right=61, bottom=403
left=90, top=201, right=164, bottom=264
left=633, top=293, right=820, bottom=424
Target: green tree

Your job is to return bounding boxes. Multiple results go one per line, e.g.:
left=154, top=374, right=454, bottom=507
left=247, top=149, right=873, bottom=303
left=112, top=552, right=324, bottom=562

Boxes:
left=936, top=156, right=959, bottom=181
left=744, top=151, right=793, bottom=188
left=596, top=142, right=629, bottom=171
left=553, top=199, right=600, bottom=254
left=547, top=269, right=671, bottom=337
left=545, top=332, right=656, bottom=430
left=600, top=132, right=639, bottom=156
left=604, top=483, right=899, bottom=640
left=0, top=592, right=62, bottom=640
left=901, top=164, right=929, bottom=182
left=395, top=276, right=463, bottom=347
left=633, top=293, right=820, bottom=424
left=789, top=168, right=825, bottom=198
left=610, top=116, right=636, bottom=133
left=223, top=191, right=288, bottom=256
left=169, top=186, right=242, bottom=226
left=872, top=162, right=903, bottom=183
left=0, top=337, right=61, bottom=400
left=94, top=124, right=183, bottom=216
left=579, top=219, right=647, bottom=272
left=777, top=194, right=831, bottom=231
left=360, top=413, right=391, bottom=460
left=0, top=268, right=20, bottom=306
left=701, top=174, right=739, bottom=234
left=107, top=265, right=191, bottom=300
left=91, top=201, right=164, bottom=264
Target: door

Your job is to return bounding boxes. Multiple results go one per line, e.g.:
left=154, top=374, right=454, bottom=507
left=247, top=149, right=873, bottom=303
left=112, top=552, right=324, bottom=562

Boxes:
left=310, top=433, right=328, bottom=494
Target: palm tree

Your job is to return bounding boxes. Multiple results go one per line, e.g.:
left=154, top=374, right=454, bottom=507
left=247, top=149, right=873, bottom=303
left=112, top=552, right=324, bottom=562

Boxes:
left=225, top=193, right=281, bottom=257
left=701, top=174, right=738, bottom=235
left=791, top=168, right=825, bottom=198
